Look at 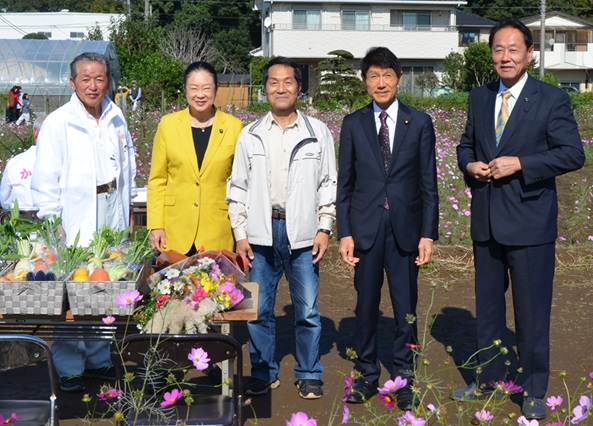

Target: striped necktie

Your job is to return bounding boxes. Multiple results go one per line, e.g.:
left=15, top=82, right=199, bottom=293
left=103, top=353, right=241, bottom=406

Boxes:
left=495, top=90, right=512, bottom=146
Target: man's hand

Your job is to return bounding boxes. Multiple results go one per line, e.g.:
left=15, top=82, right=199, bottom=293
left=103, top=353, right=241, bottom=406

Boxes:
left=339, top=236, right=360, bottom=267
left=149, top=229, right=166, bottom=252
left=312, top=232, right=330, bottom=264
left=235, top=238, right=254, bottom=268
left=415, top=238, right=434, bottom=266
left=488, top=156, right=521, bottom=179
left=466, top=161, right=491, bottom=182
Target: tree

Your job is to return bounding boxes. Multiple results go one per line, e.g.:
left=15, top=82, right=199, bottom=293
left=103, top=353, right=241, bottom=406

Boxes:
left=22, top=33, right=48, bottom=39
left=158, top=26, right=217, bottom=66
left=463, top=42, right=496, bottom=90
left=85, top=24, right=103, bottom=41
left=464, top=0, right=593, bottom=22
left=109, top=17, right=184, bottom=109
left=441, top=52, right=466, bottom=92
left=314, top=50, right=366, bottom=109
left=415, top=72, right=440, bottom=96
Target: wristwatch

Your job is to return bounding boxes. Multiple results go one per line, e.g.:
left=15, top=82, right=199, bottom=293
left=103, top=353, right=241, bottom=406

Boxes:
left=318, top=228, right=332, bottom=238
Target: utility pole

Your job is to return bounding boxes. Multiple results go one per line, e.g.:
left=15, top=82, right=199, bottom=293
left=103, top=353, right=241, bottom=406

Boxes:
left=539, top=0, right=546, bottom=78
left=145, top=0, right=150, bottom=19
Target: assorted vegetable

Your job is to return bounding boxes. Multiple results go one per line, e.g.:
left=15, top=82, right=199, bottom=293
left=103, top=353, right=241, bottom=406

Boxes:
left=0, top=207, right=154, bottom=283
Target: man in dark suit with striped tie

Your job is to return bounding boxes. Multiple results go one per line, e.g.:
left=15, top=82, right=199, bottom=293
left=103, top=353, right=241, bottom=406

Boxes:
left=336, top=46, right=439, bottom=409
left=454, top=18, right=585, bottom=420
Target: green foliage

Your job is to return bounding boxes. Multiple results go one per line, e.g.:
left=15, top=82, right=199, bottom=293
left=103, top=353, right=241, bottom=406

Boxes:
left=535, top=71, right=560, bottom=87
left=85, top=24, right=103, bottom=41
left=22, top=33, right=48, bottom=40
left=463, top=42, right=496, bottom=90
left=1, top=0, right=124, bottom=12
left=109, top=18, right=185, bottom=109
left=314, top=50, right=366, bottom=109
left=244, top=102, right=271, bottom=113
left=398, top=92, right=469, bottom=111
left=464, top=0, right=593, bottom=22
left=441, top=52, right=466, bottom=92
left=250, top=57, right=271, bottom=87
left=569, top=91, right=593, bottom=111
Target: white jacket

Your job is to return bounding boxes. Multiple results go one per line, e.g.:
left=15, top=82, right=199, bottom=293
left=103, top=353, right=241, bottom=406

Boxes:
left=31, top=93, right=137, bottom=246
left=0, top=146, right=36, bottom=210
left=227, top=111, right=337, bottom=250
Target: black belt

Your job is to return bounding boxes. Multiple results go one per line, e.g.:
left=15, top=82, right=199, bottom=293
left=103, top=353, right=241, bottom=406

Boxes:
left=272, top=209, right=286, bottom=220
left=97, top=179, right=117, bottom=194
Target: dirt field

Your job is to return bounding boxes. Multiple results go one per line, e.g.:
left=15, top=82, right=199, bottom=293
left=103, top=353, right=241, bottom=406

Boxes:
left=4, top=245, right=593, bottom=424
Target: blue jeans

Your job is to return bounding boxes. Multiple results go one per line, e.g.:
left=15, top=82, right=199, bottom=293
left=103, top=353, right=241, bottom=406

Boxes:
left=52, top=341, right=112, bottom=378
left=247, top=219, right=323, bottom=382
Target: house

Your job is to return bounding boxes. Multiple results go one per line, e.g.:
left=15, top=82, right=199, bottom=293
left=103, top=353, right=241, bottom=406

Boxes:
left=522, top=11, right=593, bottom=92
left=253, top=0, right=467, bottom=95
left=0, top=11, right=123, bottom=41
left=456, top=10, right=495, bottom=50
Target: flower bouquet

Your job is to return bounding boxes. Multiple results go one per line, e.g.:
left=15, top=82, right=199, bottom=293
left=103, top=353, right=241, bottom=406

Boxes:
left=136, top=251, right=247, bottom=334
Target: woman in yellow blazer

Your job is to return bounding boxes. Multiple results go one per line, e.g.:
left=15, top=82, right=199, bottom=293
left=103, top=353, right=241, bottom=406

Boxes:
left=147, top=61, right=243, bottom=254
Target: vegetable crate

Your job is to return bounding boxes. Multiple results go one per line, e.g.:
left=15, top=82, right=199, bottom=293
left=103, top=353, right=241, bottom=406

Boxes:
left=65, top=259, right=152, bottom=317
left=0, top=268, right=66, bottom=316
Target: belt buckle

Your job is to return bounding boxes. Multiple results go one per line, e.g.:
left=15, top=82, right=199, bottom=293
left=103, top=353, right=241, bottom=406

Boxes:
left=106, top=180, right=114, bottom=193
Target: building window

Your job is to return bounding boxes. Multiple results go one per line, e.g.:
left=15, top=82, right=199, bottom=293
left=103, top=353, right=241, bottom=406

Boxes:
left=532, top=30, right=555, bottom=51
left=293, top=9, right=321, bottom=30
left=459, top=31, right=478, bottom=47
left=401, top=66, right=434, bottom=95
left=403, top=11, right=431, bottom=30
left=342, top=10, right=370, bottom=31
left=70, top=32, right=84, bottom=38
left=38, top=32, right=51, bottom=38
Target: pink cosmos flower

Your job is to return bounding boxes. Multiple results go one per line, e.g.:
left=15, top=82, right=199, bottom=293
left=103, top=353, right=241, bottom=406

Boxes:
left=341, top=406, right=350, bottom=424
left=590, top=372, right=593, bottom=381
left=496, top=380, right=523, bottom=394
left=115, top=289, right=143, bottom=307
left=161, top=388, right=182, bottom=408
left=475, top=410, right=493, bottom=422
left=341, top=376, right=353, bottom=402
left=378, top=376, right=408, bottom=394
left=102, top=315, right=115, bottom=325
left=97, top=388, right=121, bottom=401
left=397, top=411, right=426, bottom=426
left=188, top=347, right=210, bottom=370
left=571, top=395, right=592, bottom=424
left=517, top=416, right=539, bottom=426
left=546, top=395, right=563, bottom=410
left=286, top=412, right=317, bottom=426
left=0, top=413, right=17, bottom=424
left=379, top=393, right=396, bottom=409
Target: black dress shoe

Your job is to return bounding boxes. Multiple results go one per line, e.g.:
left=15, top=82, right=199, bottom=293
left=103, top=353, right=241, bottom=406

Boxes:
left=346, top=378, right=379, bottom=404
left=396, top=385, right=419, bottom=410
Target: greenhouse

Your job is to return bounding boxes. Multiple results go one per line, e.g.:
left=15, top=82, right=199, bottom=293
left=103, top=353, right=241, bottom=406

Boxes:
left=0, top=39, right=121, bottom=114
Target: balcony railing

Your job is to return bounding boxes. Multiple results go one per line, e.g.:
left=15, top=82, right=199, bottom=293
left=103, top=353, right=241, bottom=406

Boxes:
left=272, top=23, right=456, bottom=32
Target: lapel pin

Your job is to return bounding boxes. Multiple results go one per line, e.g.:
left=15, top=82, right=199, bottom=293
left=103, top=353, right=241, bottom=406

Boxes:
left=404, top=119, right=409, bottom=125
left=525, top=97, right=529, bottom=102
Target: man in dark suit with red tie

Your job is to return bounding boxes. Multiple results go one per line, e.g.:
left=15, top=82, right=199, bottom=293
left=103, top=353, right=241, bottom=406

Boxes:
left=337, top=47, right=439, bottom=409
left=454, top=18, right=585, bottom=420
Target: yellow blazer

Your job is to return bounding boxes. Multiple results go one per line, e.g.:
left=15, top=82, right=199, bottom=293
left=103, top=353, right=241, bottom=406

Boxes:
left=147, top=107, right=243, bottom=254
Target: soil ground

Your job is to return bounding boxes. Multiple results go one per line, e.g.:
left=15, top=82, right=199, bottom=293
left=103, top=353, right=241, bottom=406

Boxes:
left=3, top=245, right=593, bottom=425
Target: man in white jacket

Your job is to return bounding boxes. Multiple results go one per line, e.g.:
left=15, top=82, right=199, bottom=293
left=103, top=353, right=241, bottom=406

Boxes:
left=31, top=52, right=137, bottom=392
left=227, top=57, right=337, bottom=399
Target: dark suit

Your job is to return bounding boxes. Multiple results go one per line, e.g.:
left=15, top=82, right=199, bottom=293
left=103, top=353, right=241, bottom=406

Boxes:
left=337, top=101, right=439, bottom=382
left=457, top=75, right=585, bottom=398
